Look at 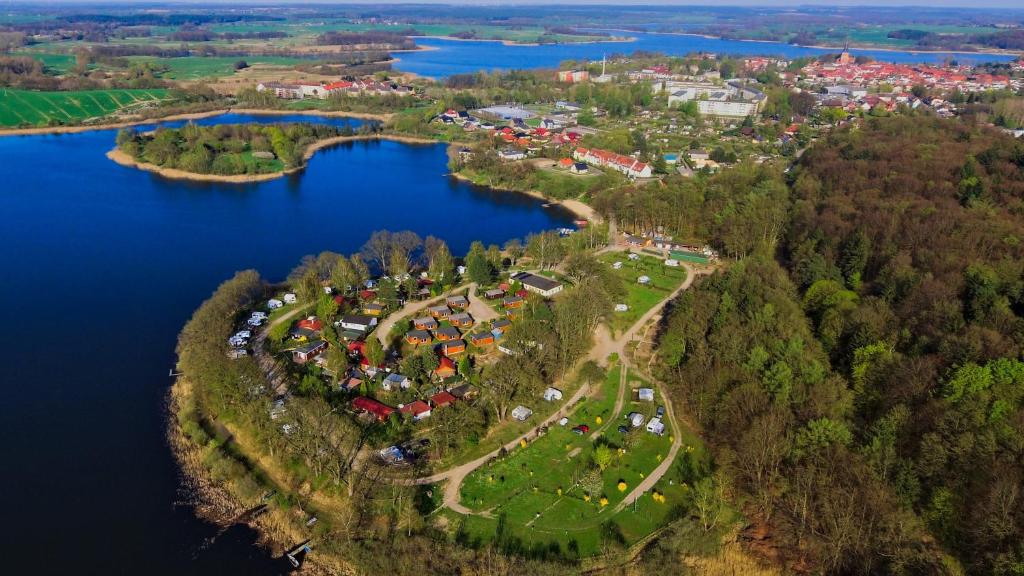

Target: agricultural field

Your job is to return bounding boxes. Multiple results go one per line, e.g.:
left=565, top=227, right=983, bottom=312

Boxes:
left=0, top=88, right=171, bottom=127
left=126, top=56, right=309, bottom=80
left=453, top=366, right=710, bottom=557
left=599, top=252, right=687, bottom=334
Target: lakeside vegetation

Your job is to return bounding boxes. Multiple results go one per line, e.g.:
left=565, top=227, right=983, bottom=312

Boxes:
left=115, top=121, right=365, bottom=176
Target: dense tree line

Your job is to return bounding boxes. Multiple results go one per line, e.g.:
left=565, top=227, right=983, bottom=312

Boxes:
left=117, top=122, right=355, bottom=175
left=781, top=116, right=1024, bottom=574
left=316, top=31, right=416, bottom=50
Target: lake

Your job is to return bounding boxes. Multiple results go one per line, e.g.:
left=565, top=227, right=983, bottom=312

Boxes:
left=396, top=31, right=1017, bottom=78
left=0, top=113, right=573, bottom=574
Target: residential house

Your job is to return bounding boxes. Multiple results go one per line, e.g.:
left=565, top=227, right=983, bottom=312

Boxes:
left=339, top=373, right=364, bottom=392
left=427, top=305, right=451, bottom=319
left=363, top=302, right=385, bottom=316
left=293, top=340, right=327, bottom=364
left=339, top=314, right=377, bottom=332
left=503, top=295, right=525, bottom=309
left=512, top=272, right=564, bottom=298
left=413, top=316, right=439, bottom=331
left=446, top=295, right=469, bottom=309
left=351, top=396, right=394, bottom=422
left=491, top=318, right=512, bottom=333
left=469, top=332, right=495, bottom=347
left=433, top=326, right=461, bottom=342
left=400, top=400, right=432, bottom=421
left=449, top=383, right=478, bottom=400
left=442, top=339, right=466, bottom=356
left=498, top=148, right=527, bottom=162
left=573, top=147, right=652, bottom=179
left=484, top=288, right=505, bottom=299
left=405, top=329, right=432, bottom=346
left=382, top=373, right=412, bottom=391
left=434, top=356, right=457, bottom=379
left=431, top=390, right=457, bottom=410
left=449, top=312, right=474, bottom=328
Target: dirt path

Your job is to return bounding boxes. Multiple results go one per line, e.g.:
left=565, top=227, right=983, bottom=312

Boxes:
left=429, top=263, right=702, bottom=515
left=255, top=304, right=312, bottom=396
left=374, top=283, right=473, bottom=346
left=466, top=284, right=499, bottom=323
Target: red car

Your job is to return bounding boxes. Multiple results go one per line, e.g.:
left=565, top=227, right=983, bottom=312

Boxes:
left=572, top=424, right=590, bottom=435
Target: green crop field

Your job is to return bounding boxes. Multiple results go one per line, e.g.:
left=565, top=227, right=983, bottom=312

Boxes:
left=0, top=88, right=171, bottom=127
left=125, top=56, right=308, bottom=80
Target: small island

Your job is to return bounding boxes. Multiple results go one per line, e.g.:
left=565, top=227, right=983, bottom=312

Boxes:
left=111, top=122, right=373, bottom=183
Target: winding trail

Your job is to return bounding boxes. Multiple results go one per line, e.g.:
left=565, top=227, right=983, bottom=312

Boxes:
left=255, top=303, right=313, bottom=396
left=425, top=261, right=704, bottom=516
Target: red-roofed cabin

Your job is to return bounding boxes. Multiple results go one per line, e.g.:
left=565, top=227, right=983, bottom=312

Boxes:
left=351, top=396, right=394, bottom=422
left=400, top=400, right=432, bottom=421
left=347, top=340, right=366, bottom=354
left=296, top=317, right=323, bottom=332
left=515, top=289, right=529, bottom=298
left=558, top=158, right=574, bottom=168
left=434, top=356, right=456, bottom=379
left=431, top=391, right=457, bottom=409
left=359, top=289, right=377, bottom=300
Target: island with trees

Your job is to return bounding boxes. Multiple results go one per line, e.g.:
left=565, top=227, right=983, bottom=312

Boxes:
left=110, top=121, right=376, bottom=182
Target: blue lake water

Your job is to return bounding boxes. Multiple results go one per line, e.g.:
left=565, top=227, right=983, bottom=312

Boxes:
left=396, top=31, right=1017, bottom=78
left=0, top=113, right=573, bottom=573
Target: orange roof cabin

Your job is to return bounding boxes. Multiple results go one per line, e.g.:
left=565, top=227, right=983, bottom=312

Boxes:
left=442, top=339, right=467, bottom=356
left=434, top=355, right=457, bottom=379
left=449, top=312, right=474, bottom=328
left=558, top=157, right=574, bottom=169
left=446, top=295, right=469, bottom=309
left=428, top=305, right=451, bottom=319
left=469, top=332, right=495, bottom=347
left=363, top=302, right=385, bottom=316
left=431, top=390, right=457, bottom=410
left=400, top=400, right=432, bottom=421
left=433, top=326, right=461, bottom=342
left=503, top=295, right=525, bottom=309
left=351, top=396, right=394, bottom=422
left=413, top=316, right=439, bottom=331
left=405, top=329, right=432, bottom=346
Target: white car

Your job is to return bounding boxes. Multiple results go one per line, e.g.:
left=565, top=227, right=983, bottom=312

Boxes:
left=558, top=417, right=569, bottom=426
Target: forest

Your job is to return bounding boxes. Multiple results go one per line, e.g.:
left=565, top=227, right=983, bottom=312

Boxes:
left=655, top=116, right=1024, bottom=574
left=116, top=122, right=357, bottom=176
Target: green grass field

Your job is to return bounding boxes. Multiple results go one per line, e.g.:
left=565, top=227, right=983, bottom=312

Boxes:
left=126, top=56, right=308, bottom=80
left=0, top=88, right=171, bottom=127
left=599, top=252, right=687, bottom=334
left=454, top=367, right=705, bottom=556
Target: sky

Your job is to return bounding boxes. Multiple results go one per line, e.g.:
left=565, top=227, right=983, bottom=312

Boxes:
left=21, top=0, right=1024, bottom=7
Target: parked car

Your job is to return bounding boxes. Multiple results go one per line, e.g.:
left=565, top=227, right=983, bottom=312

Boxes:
left=656, top=405, right=665, bottom=418
left=617, top=425, right=629, bottom=434
left=572, top=424, right=590, bottom=435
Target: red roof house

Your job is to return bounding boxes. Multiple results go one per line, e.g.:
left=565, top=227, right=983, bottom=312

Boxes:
left=351, top=396, right=394, bottom=422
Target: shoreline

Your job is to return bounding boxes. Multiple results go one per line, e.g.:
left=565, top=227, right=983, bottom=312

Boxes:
left=0, top=107, right=392, bottom=138
left=412, top=34, right=635, bottom=47
left=598, top=27, right=1021, bottom=58
left=107, top=132, right=439, bottom=183
left=447, top=170, right=598, bottom=223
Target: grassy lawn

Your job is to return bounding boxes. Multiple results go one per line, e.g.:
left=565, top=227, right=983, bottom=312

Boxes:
left=452, top=369, right=697, bottom=557
left=598, top=252, right=687, bottom=334
left=0, top=87, right=171, bottom=127
left=240, top=150, right=285, bottom=173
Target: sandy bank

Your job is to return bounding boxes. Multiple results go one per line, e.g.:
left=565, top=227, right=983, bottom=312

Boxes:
left=0, top=107, right=392, bottom=138
left=108, top=133, right=440, bottom=184
left=448, top=170, right=598, bottom=223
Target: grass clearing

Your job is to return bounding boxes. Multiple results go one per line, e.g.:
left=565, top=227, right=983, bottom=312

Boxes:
left=599, top=252, right=687, bottom=334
